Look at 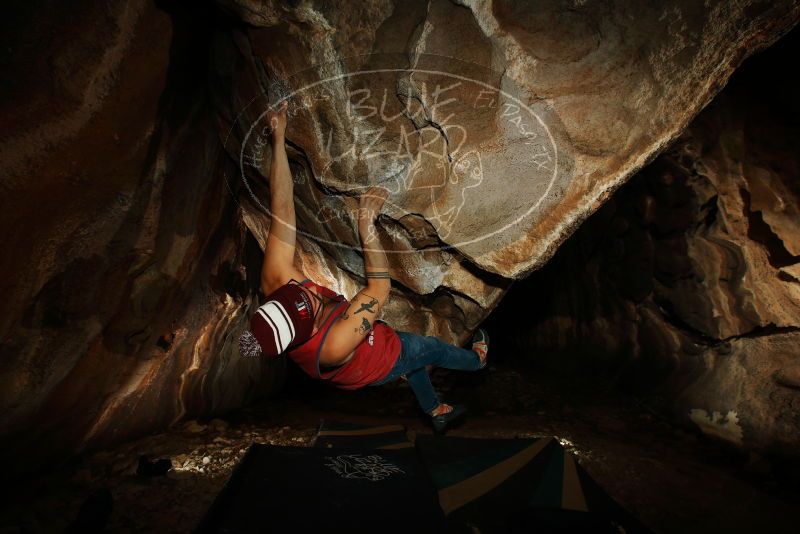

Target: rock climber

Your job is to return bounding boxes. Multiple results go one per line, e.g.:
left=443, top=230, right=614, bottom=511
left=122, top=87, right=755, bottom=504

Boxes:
left=238, top=100, right=489, bottom=433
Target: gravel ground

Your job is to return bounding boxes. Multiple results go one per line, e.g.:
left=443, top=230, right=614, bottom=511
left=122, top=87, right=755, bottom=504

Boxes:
left=1, top=361, right=797, bottom=533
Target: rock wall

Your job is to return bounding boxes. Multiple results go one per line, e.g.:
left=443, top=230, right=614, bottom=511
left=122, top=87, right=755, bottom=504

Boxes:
left=0, top=2, right=284, bottom=473
left=215, top=0, right=799, bottom=343
left=0, top=0, right=798, bottom=473
left=487, top=28, right=800, bottom=455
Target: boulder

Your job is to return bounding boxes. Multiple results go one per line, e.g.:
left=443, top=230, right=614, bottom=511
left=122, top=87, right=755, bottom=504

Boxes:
left=485, top=30, right=800, bottom=454
left=0, top=0, right=797, bottom=471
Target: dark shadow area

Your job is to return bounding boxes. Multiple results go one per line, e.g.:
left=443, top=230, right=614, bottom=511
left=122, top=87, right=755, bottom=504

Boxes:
left=1, top=6, right=799, bottom=534
left=483, top=21, right=800, bottom=389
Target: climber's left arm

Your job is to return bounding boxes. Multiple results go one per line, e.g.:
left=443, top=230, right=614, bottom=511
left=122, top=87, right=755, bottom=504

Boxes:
left=261, top=101, right=305, bottom=295
left=319, top=188, right=391, bottom=363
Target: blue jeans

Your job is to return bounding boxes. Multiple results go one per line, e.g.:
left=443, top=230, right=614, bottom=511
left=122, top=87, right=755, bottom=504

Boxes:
left=370, top=331, right=483, bottom=414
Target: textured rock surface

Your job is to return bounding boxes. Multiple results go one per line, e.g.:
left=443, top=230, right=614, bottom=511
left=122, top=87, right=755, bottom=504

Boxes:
left=487, top=32, right=800, bottom=455
left=0, top=0, right=798, bottom=474
left=218, top=0, right=799, bottom=280
left=682, top=332, right=800, bottom=455
left=0, top=2, right=284, bottom=472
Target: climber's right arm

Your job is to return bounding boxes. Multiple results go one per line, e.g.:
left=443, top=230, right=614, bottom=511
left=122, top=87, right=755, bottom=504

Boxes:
left=261, top=101, right=304, bottom=295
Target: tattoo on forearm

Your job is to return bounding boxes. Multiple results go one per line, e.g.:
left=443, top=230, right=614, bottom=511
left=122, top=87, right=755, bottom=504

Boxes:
left=355, top=317, right=371, bottom=334
left=365, top=271, right=390, bottom=279
left=355, top=297, right=378, bottom=315
left=363, top=224, right=378, bottom=244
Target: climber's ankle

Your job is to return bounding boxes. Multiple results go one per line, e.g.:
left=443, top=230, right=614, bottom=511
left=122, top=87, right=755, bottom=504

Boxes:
left=430, top=403, right=453, bottom=417
left=471, top=328, right=489, bottom=368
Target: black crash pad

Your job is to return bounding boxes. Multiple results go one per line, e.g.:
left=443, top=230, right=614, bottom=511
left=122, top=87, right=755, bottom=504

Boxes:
left=415, top=434, right=650, bottom=534
left=314, top=419, right=413, bottom=450
left=197, top=444, right=445, bottom=533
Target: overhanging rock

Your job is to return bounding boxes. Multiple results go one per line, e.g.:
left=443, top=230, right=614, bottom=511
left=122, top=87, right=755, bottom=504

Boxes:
left=215, top=0, right=800, bottom=342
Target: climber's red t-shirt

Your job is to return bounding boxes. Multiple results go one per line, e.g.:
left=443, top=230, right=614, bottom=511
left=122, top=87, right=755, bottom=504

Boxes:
left=285, top=280, right=401, bottom=390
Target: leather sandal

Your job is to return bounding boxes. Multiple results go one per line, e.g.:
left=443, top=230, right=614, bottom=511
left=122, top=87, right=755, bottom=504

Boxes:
left=431, top=403, right=467, bottom=434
